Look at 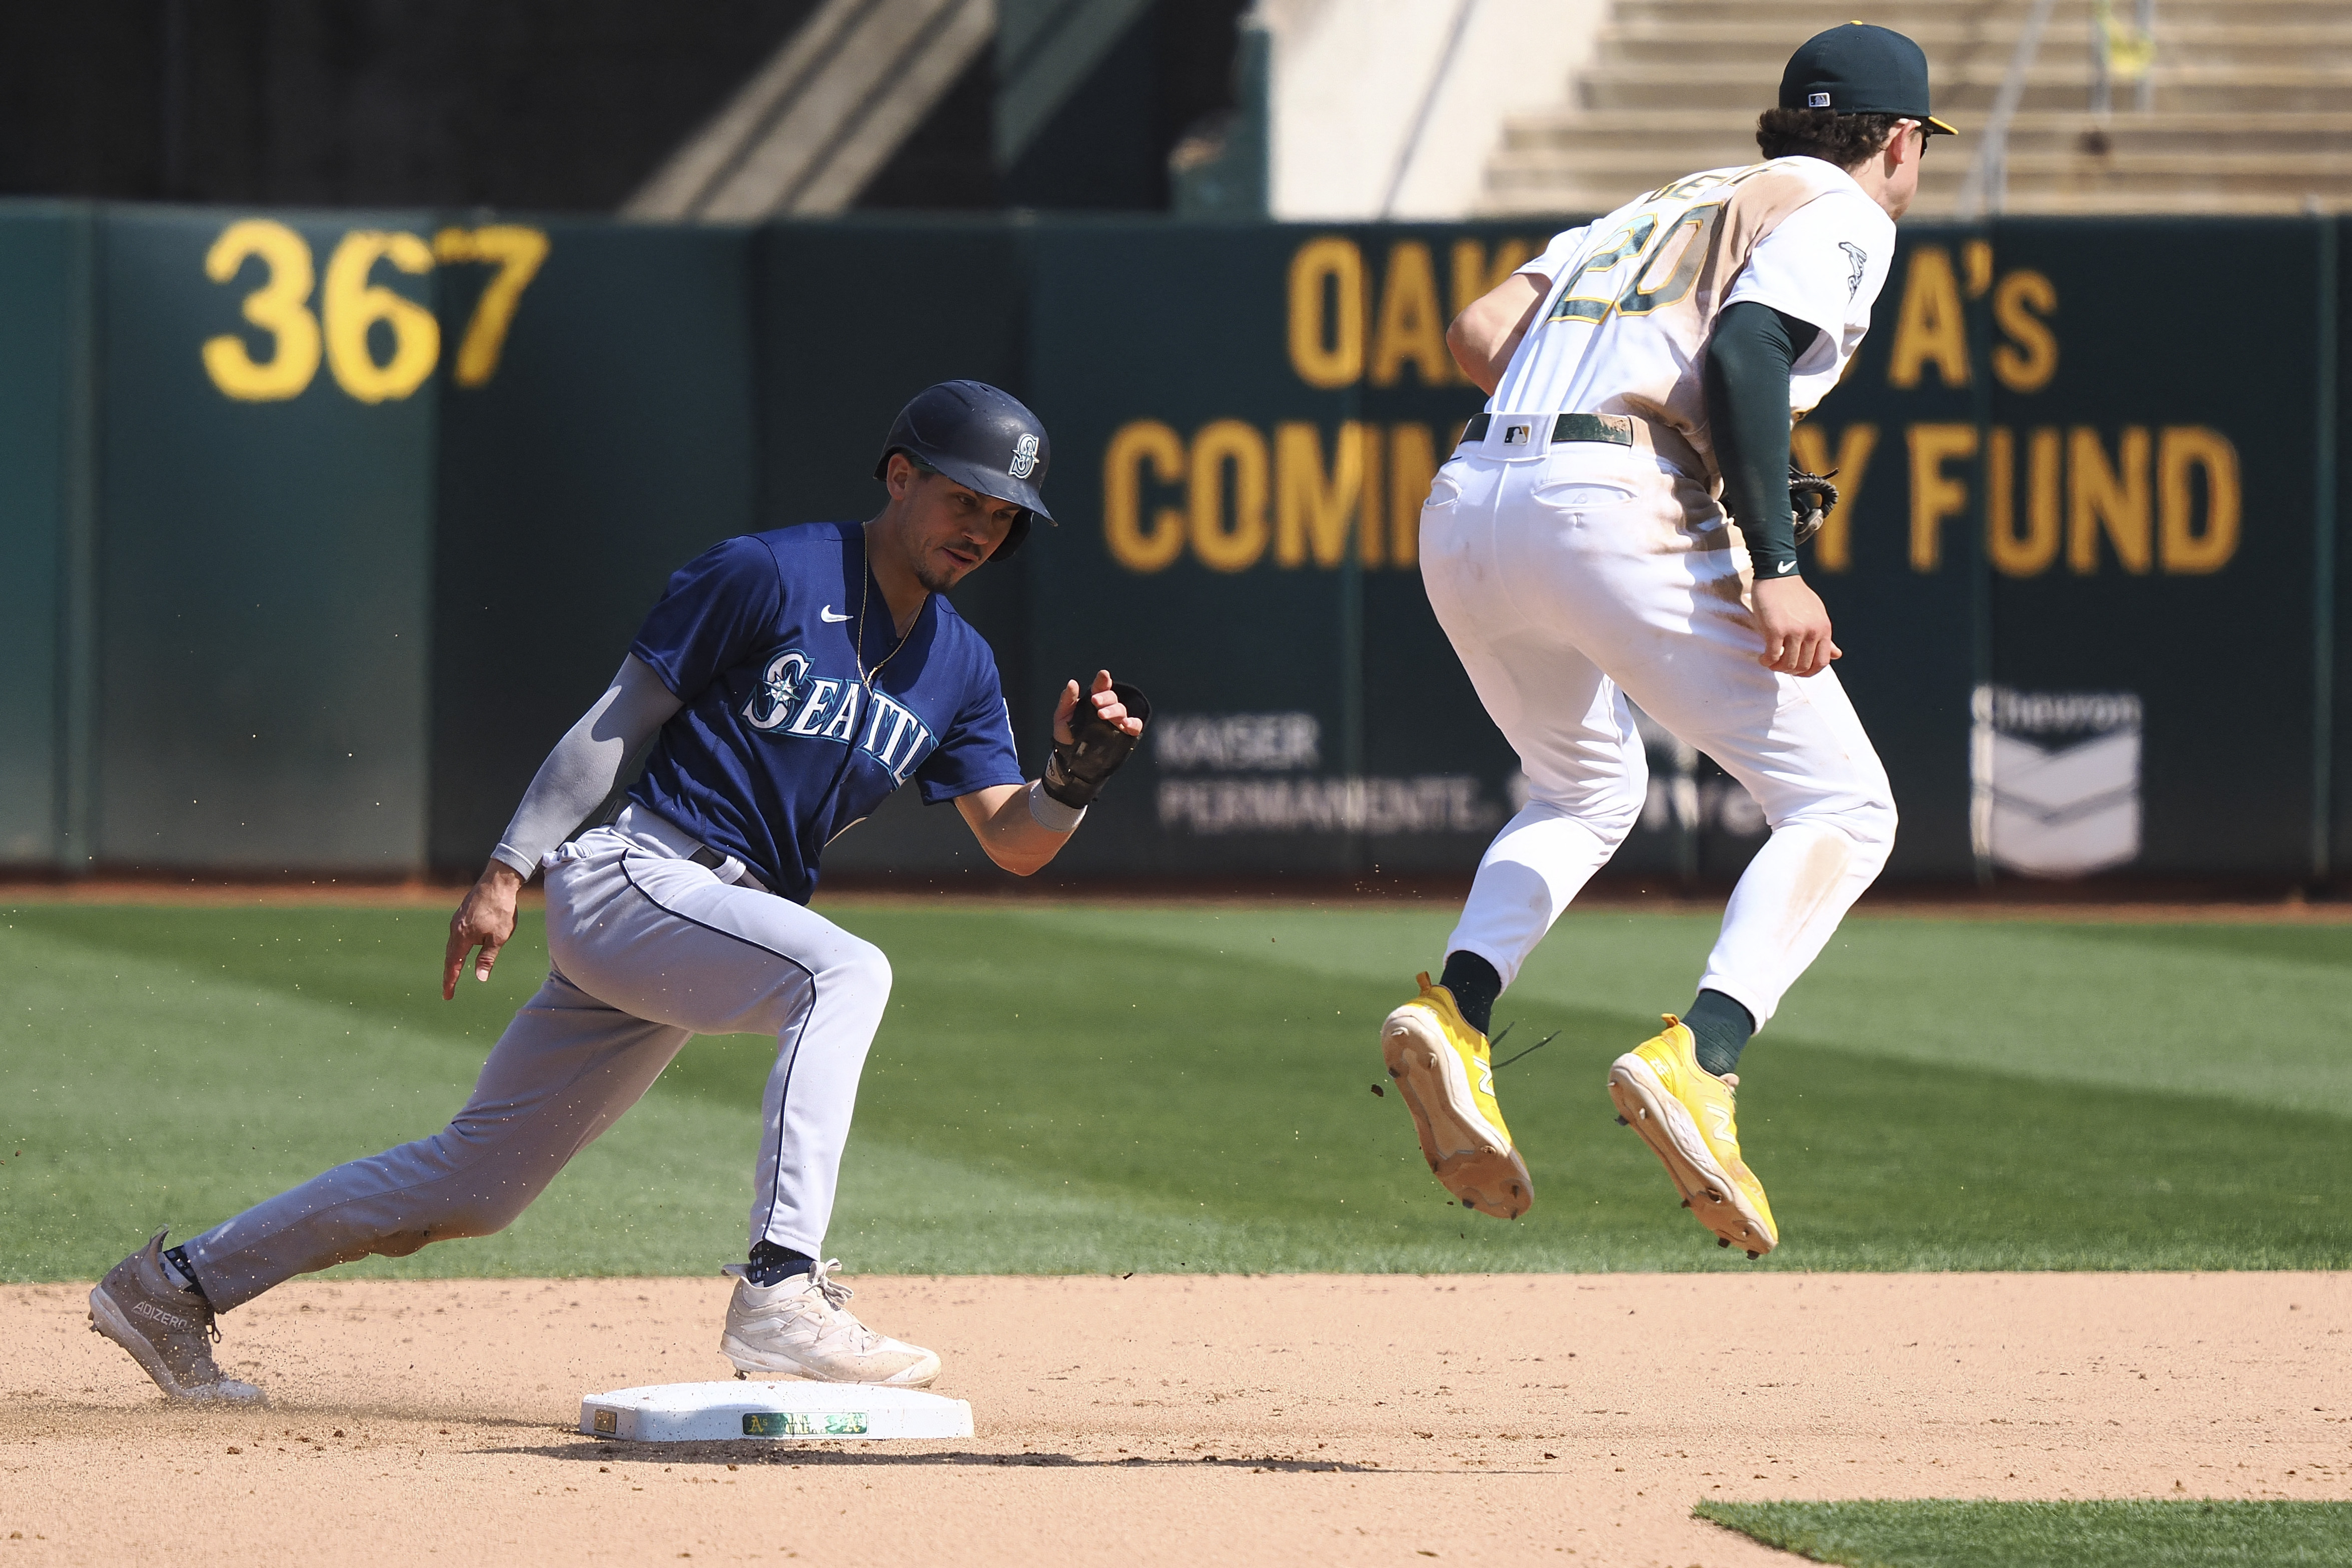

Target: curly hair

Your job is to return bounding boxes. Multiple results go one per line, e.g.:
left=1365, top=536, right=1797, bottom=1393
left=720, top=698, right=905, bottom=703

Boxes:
left=1755, top=108, right=1912, bottom=169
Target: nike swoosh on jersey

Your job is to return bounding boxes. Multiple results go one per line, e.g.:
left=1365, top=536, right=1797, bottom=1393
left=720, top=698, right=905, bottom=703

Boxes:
left=819, top=606, right=852, bottom=623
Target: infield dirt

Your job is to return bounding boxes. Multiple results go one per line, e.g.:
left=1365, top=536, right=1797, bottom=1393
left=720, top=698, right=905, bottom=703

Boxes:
left=4, top=1271, right=2346, bottom=1566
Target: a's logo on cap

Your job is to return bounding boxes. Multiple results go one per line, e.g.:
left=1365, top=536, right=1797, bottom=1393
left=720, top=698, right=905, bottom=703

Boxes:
left=1008, top=433, right=1040, bottom=479
left=1808, top=90, right=1833, bottom=108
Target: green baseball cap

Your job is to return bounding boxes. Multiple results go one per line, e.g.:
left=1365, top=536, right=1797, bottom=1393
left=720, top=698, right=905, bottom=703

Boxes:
left=1779, top=23, right=1957, bottom=135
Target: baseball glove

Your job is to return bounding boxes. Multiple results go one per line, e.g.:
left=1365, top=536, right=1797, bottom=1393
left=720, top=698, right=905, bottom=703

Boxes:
left=1043, top=680, right=1150, bottom=809
left=1789, top=465, right=1839, bottom=547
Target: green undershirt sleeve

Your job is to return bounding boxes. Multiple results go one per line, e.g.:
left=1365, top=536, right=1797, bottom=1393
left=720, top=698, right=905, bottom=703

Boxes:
left=1703, top=301, right=1824, bottom=580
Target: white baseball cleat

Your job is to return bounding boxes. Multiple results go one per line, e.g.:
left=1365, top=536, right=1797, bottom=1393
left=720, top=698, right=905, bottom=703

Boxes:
left=88, top=1230, right=267, bottom=1405
left=718, top=1259, right=941, bottom=1386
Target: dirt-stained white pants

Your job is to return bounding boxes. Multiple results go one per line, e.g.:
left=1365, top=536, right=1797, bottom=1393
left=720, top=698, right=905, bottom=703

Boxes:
left=1420, top=432, right=1896, bottom=1029
left=184, top=805, right=887, bottom=1311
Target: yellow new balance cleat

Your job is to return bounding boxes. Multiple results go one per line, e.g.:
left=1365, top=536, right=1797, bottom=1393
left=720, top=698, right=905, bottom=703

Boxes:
left=1381, top=973, right=1532, bottom=1219
left=1607, top=1017, right=1778, bottom=1257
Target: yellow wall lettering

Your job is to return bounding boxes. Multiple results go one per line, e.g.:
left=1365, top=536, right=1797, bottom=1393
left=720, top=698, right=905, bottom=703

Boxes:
left=1907, top=423, right=1976, bottom=570
left=1370, top=243, right=1448, bottom=388
left=1360, top=426, right=1385, bottom=565
left=2158, top=425, right=2240, bottom=574
left=207, top=218, right=545, bottom=403
left=1991, top=269, right=2059, bottom=394
left=1189, top=419, right=1271, bottom=571
left=1388, top=422, right=1437, bottom=567
left=2068, top=426, right=2151, bottom=574
left=1984, top=428, right=2014, bottom=572
left=1887, top=247, right=1970, bottom=389
left=434, top=225, right=549, bottom=388
left=323, top=231, right=440, bottom=404
left=1961, top=238, right=1994, bottom=299
left=1788, top=422, right=1876, bottom=572
left=1287, top=237, right=1365, bottom=389
left=1987, top=427, right=2064, bottom=577
left=1102, top=420, right=1188, bottom=573
left=1101, top=418, right=1445, bottom=572
left=1276, top=422, right=1380, bottom=567
left=202, top=219, right=322, bottom=401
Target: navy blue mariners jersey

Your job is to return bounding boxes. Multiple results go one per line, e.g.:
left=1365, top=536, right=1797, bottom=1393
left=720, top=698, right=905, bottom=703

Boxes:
left=625, top=522, right=1024, bottom=902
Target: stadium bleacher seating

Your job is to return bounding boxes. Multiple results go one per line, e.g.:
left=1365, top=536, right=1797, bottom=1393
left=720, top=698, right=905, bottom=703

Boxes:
left=1481, top=0, right=2352, bottom=216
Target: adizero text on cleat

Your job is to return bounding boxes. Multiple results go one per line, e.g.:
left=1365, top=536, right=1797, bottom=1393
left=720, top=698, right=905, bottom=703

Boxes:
left=1380, top=973, right=1532, bottom=1219
left=1608, top=1016, right=1778, bottom=1255
left=88, top=1231, right=265, bottom=1405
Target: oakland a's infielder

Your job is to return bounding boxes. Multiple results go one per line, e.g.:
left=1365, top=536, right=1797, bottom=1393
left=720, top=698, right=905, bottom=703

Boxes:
left=1381, top=26, right=1948, bottom=1254
left=90, top=381, right=1148, bottom=1402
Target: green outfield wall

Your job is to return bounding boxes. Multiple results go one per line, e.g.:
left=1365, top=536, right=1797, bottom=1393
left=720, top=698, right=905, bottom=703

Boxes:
left=0, top=202, right=2336, bottom=887
left=0, top=206, right=90, bottom=869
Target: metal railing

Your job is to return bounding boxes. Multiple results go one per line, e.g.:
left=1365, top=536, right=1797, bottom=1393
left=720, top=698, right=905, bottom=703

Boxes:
left=1956, top=0, right=2159, bottom=220
left=1954, top=0, right=2063, bottom=220
left=1382, top=0, right=1482, bottom=218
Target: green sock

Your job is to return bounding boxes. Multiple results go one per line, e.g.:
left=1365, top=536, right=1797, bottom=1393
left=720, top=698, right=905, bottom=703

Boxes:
left=1438, top=951, right=1501, bottom=1037
left=1684, top=989, right=1754, bottom=1079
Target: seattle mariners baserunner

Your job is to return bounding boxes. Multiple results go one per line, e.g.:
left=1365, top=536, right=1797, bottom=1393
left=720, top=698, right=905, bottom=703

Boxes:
left=1380, top=26, right=1946, bottom=1254
left=88, top=381, right=1148, bottom=1402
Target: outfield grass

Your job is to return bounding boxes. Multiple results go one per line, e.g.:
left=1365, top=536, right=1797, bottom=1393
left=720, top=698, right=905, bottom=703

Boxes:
left=1696, top=1499, right=2352, bottom=1566
left=3, top=900, right=2348, bottom=1280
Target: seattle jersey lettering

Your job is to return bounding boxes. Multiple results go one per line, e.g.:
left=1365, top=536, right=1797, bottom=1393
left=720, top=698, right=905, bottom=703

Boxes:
left=740, top=644, right=934, bottom=783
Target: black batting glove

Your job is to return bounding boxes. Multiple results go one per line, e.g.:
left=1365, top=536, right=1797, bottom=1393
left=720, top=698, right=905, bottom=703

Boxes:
left=1043, top=681, right=1150, bottom=808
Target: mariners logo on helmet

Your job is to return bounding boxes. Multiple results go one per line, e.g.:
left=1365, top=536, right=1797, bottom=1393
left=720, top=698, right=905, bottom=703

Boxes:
left=873, top=380, right=1054, bottom=559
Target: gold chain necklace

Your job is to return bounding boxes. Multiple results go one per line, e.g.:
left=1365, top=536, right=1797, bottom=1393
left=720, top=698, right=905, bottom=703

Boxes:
left=854, top=523, right=913, bottom=698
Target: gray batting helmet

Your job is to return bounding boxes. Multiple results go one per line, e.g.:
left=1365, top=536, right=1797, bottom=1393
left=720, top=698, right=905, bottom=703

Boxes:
left=873, top=380, right=1052, bottom=559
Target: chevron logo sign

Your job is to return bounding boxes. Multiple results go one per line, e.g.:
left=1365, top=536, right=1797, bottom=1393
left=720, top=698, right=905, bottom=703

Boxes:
left=1968, top=686, right=2142, bottom=878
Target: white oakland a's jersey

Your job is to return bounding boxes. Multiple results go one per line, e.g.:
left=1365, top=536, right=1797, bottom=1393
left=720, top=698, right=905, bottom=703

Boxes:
left=1490, top=157, right=1896, bottom=476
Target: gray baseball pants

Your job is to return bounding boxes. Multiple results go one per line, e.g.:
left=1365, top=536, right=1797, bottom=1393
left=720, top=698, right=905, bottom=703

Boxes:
left=184, top=806, right=888, bottom=1311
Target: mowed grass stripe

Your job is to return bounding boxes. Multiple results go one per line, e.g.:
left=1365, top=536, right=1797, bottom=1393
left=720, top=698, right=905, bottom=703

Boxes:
left=1696, top=1499, right=2352, bottom=1567
left=995, top=905, right=2352, bottom=1118
left=3, top=903, right=2348, bottom=1280
left=827, top=908, right=2352, bottom=1273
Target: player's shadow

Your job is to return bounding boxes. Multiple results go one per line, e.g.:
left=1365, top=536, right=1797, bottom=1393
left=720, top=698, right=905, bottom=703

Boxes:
left=490, top=1440, right=1389, bottom=1473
